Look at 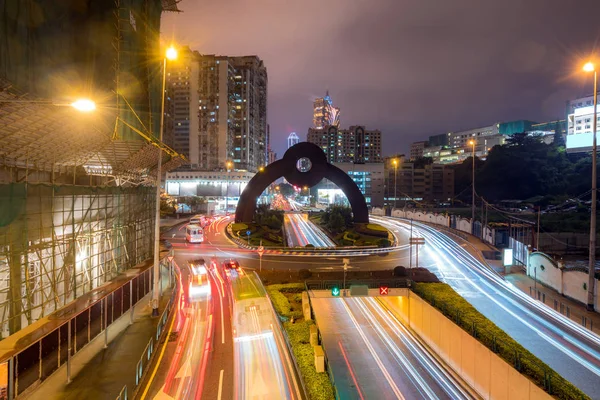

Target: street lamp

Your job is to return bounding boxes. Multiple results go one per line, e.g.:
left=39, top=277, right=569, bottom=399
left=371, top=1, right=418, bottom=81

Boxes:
left=1, top=97, right=97, bottom=112
left=392, top=159, right=398, bottom=209
left=70, top=99, right=96, bottom=112
left=584, top=61, right=598, bottom=311
left=225, top=161, right=233, bottom=215
left=469, top=140, right=476, bottom=234
left=152, top=45, right=177, bottom=317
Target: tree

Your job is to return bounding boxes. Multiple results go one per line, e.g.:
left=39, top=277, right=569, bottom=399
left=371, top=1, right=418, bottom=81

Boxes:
left=327, top=211, right=345, bottom=234
left=279, top=183, right=295, bottom=197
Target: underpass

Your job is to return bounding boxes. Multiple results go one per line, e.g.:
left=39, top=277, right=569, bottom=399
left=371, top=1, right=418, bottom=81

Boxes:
left=310, top=290, right=475, bottom=400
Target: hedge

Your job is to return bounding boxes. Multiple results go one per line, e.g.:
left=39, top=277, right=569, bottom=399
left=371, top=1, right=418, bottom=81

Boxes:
left=412, top=283, right=590, bottom=400
left=267, top=288, right=291, bottom=317
left=284, top=321, right=335, bottom=400
left=231, top=222, right=248, bottom=232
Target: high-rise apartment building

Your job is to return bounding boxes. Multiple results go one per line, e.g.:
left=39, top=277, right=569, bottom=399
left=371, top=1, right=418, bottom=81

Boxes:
left=164, top=49, right=267, bottom=172
left=307, top=125, right=382, bottom=164
left=287, top=132, right=300, bottom=148
left=313, top=91, right=340, bottom=129
left=410, top=141, right=428, bottom=160
left=384, top=156, right=454, bottom=205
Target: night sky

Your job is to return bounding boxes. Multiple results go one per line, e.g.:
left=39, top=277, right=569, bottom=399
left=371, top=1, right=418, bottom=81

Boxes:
left=161, top=0, right=600, bottom=158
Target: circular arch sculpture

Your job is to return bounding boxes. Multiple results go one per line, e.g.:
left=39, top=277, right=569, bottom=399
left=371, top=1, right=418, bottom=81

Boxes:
left=235, top=142, right=369, bottom=224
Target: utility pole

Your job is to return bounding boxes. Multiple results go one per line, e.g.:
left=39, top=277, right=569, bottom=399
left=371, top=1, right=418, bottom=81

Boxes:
left=584, top=62, right=598, bottom=311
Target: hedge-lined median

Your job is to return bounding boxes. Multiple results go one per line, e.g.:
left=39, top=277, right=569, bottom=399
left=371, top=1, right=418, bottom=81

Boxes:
left=412, top=283, right=590, bottom=400
left=267, top=284, right=335, bottom=400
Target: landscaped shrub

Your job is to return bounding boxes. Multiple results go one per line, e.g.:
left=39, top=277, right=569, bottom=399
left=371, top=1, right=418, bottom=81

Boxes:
left=354, top=223, right=390, bottom=238
left=377, top=238, right=391, bottom=248
left=284, top=321, right=334, bottom=400
left=231, top=222, right=248, bottom=232
left=299, top=269, right=313, bottom=280
left=267, top=288, right=291, bottom=317
left=412, top=283, right=590, bottom=400
left=393, top=266, right=407, bottom=277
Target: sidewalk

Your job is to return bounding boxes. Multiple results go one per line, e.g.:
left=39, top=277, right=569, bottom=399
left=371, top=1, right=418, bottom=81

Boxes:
left=25, top=273, right=174, bottom=400
left=505, top=272, right=600, bottom=335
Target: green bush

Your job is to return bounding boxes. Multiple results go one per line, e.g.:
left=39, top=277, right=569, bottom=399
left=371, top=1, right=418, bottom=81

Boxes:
left=412, top=283, right=590, bottom=400
left=299, top=269, right=313, bottom=280
left=267, top=289, right=291, bottom=317
left=377, top=238, right=391, bottom=248
left=367, top=223, right=388, bottom=232
left=267, top=283, right=305, bottom=293
left=354, top=223, right=390, bottom=238
left=231, top=222, right=248, bottom=232
left=284, top=320, right=335, bottom=400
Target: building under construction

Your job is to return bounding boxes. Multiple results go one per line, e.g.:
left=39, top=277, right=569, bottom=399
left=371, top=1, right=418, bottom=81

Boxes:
left=0, top=0, right=183, bottom=337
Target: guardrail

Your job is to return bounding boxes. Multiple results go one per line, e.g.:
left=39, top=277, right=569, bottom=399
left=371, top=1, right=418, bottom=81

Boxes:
left=115, top=384, right=128, bottom=400
left=305, top=279, right=410, bottom=291
left=226, top=223, right=405, bottom=256
left=0, top=254, right=174, bottom=400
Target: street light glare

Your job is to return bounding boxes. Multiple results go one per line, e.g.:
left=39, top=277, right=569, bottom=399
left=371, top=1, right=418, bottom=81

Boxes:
left=166, top=46, right=177, bottom=60
left=71, top=99, right=96, bottom=112
left=583, top=62, right=595, bottom=72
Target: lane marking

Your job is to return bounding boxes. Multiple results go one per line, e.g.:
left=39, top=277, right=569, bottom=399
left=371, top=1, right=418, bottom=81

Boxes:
left=217, top=369, right=224, bottom=400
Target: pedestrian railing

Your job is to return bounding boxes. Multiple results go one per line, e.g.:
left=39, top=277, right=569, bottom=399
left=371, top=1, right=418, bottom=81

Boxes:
left=129, top=263, right=180, bottom=398
left=115, top=385, right=127, bottom=400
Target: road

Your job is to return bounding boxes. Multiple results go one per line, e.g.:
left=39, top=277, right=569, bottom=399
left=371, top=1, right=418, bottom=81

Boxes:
left=311, top=294, right=474, bottom=400
left=284, top=213, right=336, bottom=248
left=372, top=216, right=600, bottom=398
left=141, top=216, right=302, bottom=400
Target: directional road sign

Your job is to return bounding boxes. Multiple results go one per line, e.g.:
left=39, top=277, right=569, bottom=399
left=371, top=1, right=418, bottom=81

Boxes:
left=379, top=286, right=389, bottom=295
left=409, top=237, right=425, bottom=245
left=331, top=286, right=340, bottom=297
left=246, top=230, right=251, bottom=236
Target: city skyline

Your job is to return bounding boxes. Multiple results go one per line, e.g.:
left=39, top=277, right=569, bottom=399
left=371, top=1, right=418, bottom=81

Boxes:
left=161, top=0, right=600, bottom=158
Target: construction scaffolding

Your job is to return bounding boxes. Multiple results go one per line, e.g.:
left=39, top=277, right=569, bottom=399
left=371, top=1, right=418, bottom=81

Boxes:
left=0, top=184, right=154, bottom=337
left=0, top=0, right=186, bottom=342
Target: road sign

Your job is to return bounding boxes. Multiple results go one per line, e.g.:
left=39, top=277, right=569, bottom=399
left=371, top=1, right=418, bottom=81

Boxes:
left=379, top=286, right=389, bottom=295
left=167, top=256, right=174, bottom=263
left=409, top=237, right=425, bottom=245
left=331, top=286, right=340, bottom=297
left=246, top=230, right=251, bottom=236
left=257, top=245, right=264, bottom=257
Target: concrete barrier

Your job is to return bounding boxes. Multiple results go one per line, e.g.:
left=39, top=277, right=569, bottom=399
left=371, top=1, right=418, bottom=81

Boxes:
left=380, top=294, right=553, bottom=400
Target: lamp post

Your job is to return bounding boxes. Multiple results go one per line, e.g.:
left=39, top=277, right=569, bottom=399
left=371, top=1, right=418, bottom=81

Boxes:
left=584, top=61, right=598, bottom=311
left=393, top=159, right=398, bottom=209
left=225, top=161, right=233, bottom=215
left=469, top=140, right=476, bottom=235
left=152, top=45, right=177, bottom=317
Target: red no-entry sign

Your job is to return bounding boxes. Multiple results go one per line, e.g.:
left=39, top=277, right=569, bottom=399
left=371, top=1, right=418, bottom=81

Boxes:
left=379, top=286, right=389, bottom=295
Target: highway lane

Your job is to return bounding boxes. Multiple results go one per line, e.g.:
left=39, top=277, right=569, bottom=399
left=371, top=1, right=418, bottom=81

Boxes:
left=144, top=217, right=303, bottom=399
left=284, top=213, right=336, bottom=248
left=373, top=216, right=600, bottom=398
left=311, top=294, right=474, bottom=400
left=231, top=270, right=303, bottom=400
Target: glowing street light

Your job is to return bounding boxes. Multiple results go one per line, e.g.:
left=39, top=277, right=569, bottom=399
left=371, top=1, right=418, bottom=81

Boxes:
left=392, top=159, right=398, bottom=209
left=258, top=166, right=264, bottom=172
left=583, top=61, right=598, bottom=311
left=70, top=98, right=96, bottom=112
left=166, top=46, right=178, bottom=61
left=469, top=140, right=477, bottom=233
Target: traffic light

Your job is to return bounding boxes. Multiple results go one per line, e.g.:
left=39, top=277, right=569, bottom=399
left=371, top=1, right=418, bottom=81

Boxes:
left=331, top=286, right=340, bottom=297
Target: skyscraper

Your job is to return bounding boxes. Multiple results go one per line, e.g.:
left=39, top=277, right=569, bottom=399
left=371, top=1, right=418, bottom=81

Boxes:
left=313, top=91, right=340, bottom=129
left=307, top=125, right=382, bottom=163
left=287, top=132, right=300, bottom=148
left=164, top=49, right=268, bottom=172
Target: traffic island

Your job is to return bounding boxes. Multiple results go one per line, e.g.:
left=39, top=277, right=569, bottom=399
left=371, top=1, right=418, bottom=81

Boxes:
left=267, top=284, right=335, bottom=400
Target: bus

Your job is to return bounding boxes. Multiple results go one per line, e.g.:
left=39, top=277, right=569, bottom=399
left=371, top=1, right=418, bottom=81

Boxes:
left=185, top=224, right=204, bottom=243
